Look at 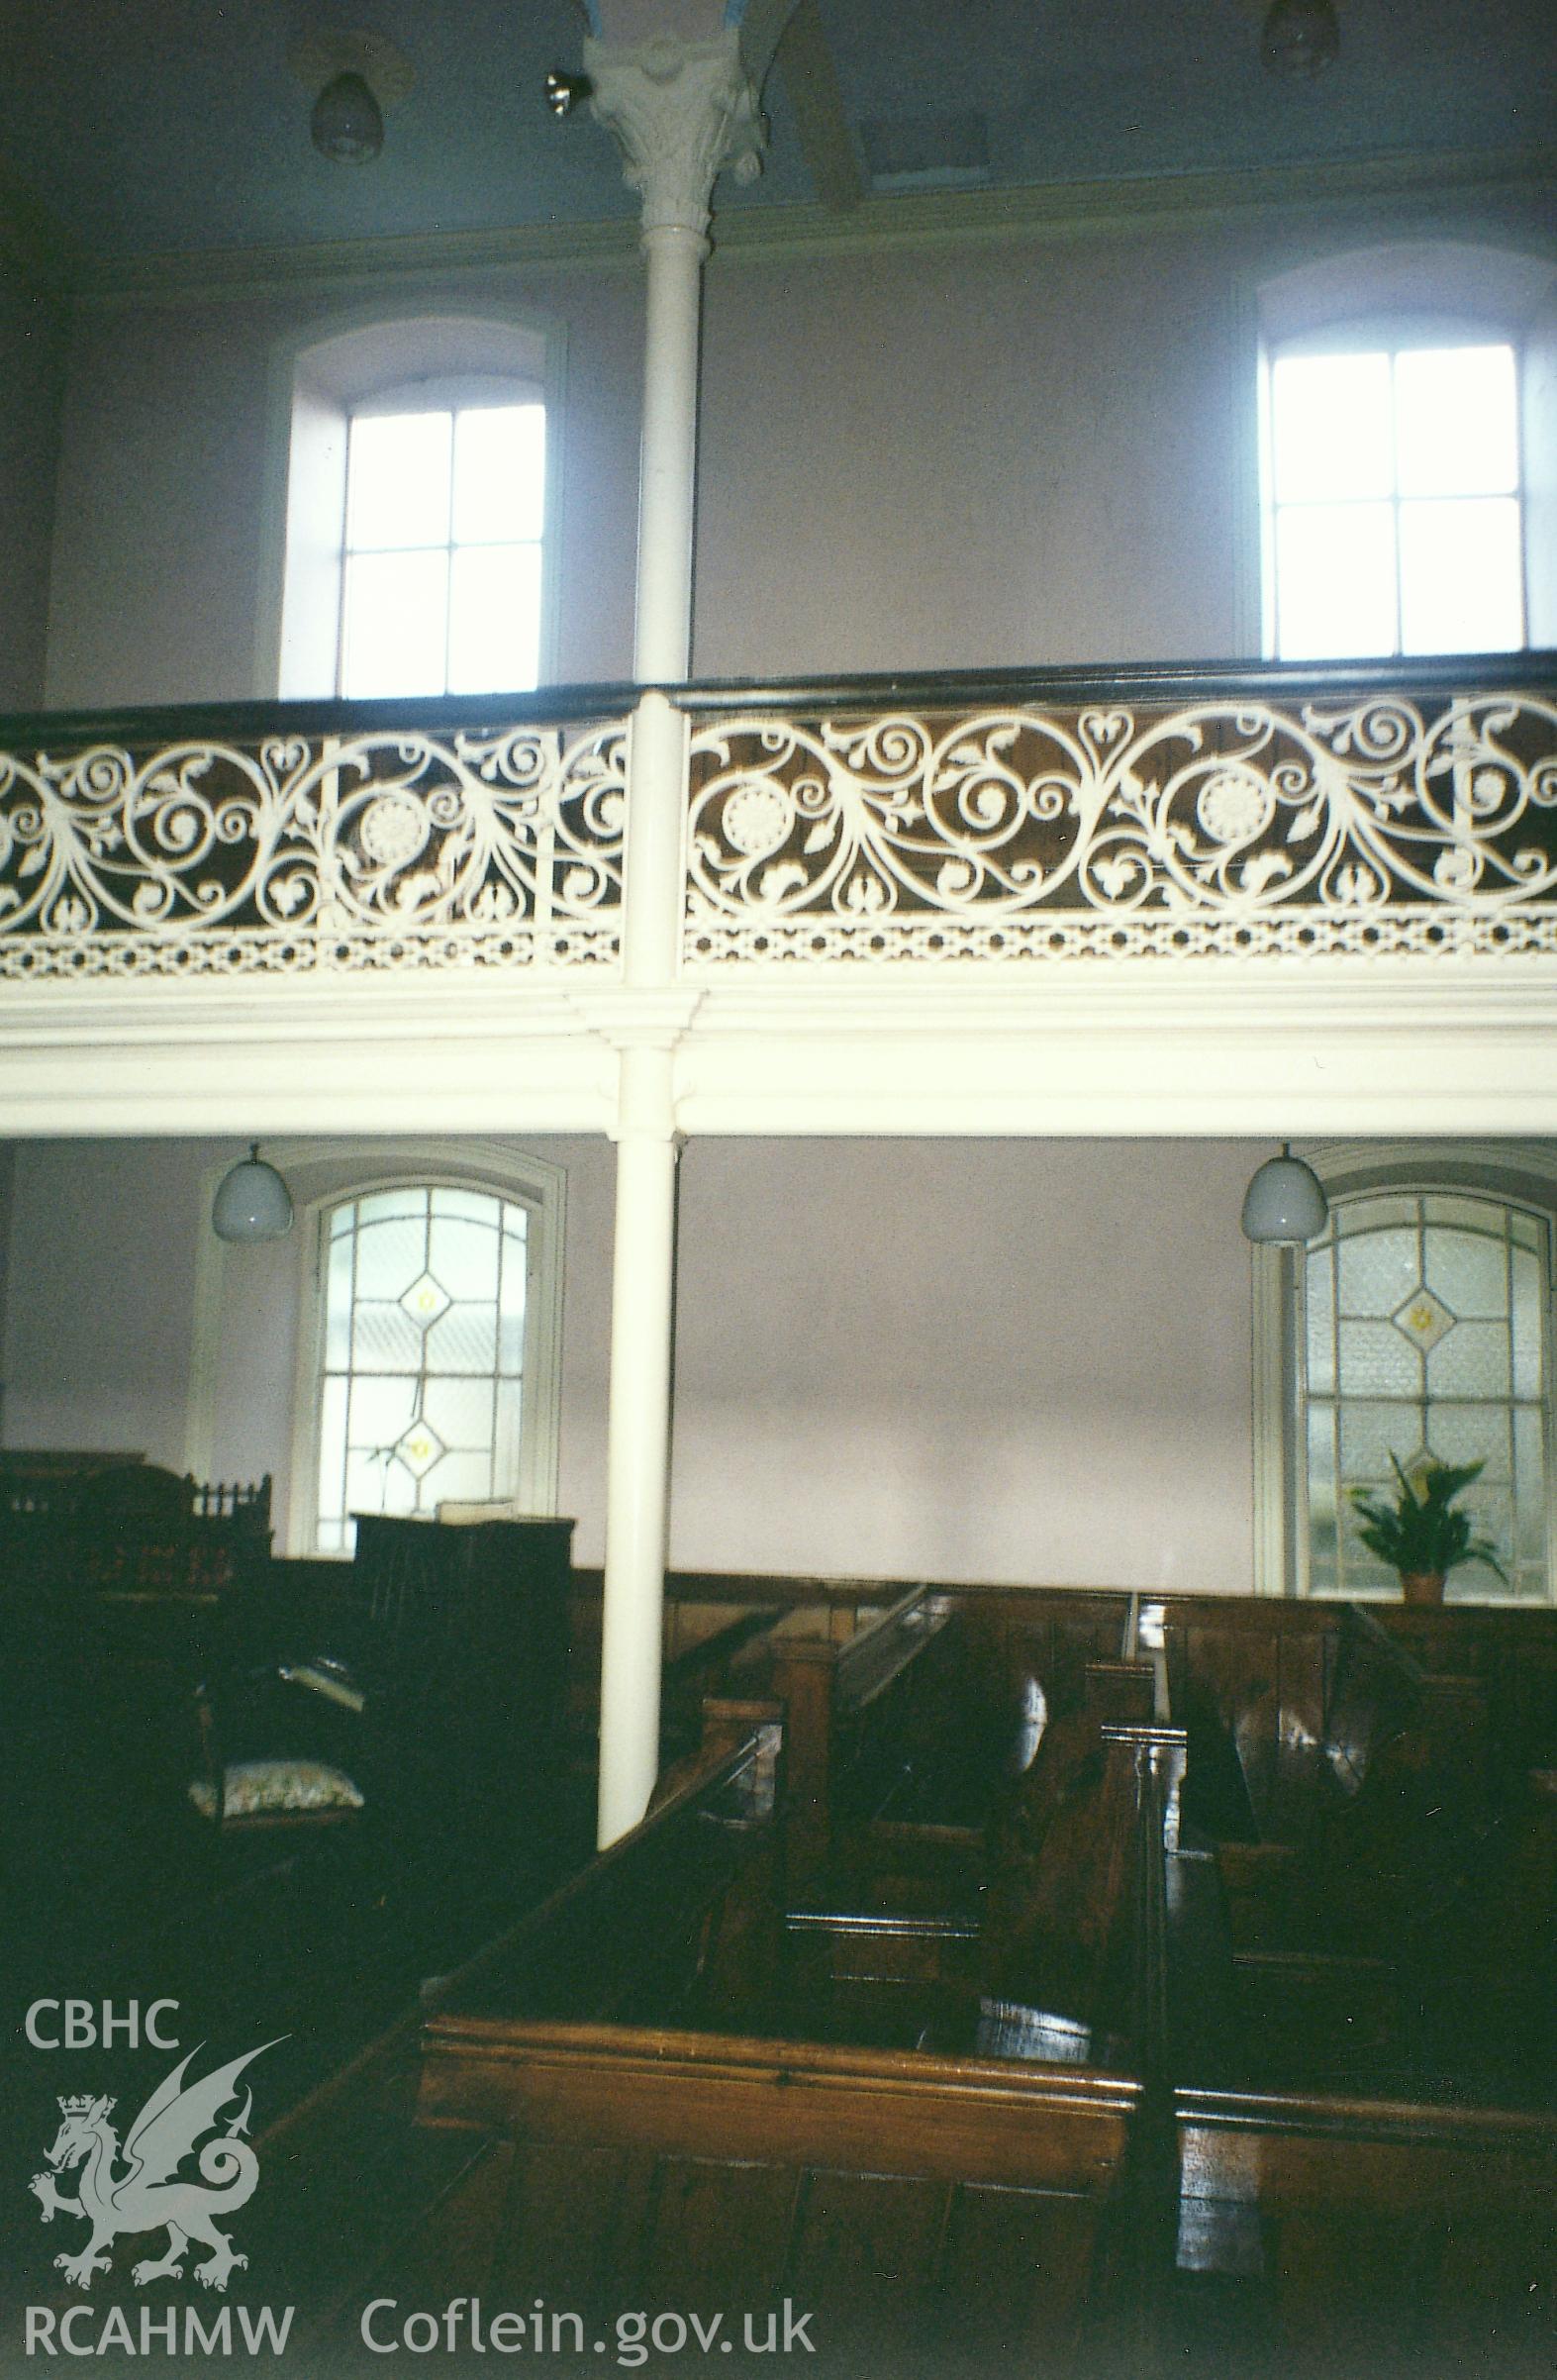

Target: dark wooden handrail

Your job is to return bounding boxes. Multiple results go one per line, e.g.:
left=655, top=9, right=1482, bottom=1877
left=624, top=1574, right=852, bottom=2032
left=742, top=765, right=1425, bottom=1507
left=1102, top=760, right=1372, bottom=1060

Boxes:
left=4, top=647, right=1550, bottom=748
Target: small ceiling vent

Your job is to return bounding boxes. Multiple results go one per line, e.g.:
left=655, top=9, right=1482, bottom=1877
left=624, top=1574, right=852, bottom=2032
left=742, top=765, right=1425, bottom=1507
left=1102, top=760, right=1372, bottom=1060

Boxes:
left=858, top=110, right=991, bottom=195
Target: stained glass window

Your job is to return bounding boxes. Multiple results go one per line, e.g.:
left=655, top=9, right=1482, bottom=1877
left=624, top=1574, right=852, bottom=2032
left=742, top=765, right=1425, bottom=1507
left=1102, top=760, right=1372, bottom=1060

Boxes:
left=1305, top=1190, right=1549, bottom=1599
left=313, top=1185, right=529, bottom=1554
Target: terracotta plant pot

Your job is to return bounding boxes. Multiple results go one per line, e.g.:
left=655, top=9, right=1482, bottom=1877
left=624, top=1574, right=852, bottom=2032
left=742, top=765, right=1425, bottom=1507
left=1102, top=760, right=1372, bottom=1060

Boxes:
left=1399, top=1570, right=1446, bottom=1606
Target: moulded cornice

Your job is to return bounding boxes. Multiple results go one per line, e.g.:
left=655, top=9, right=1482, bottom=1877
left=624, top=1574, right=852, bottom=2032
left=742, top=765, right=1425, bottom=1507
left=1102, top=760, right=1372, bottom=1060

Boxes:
left=64, top=140, right=1557, bottom=308
left=568, top=986, right=706, bottom=1048
left=0, top=973, right=596, bottom=1048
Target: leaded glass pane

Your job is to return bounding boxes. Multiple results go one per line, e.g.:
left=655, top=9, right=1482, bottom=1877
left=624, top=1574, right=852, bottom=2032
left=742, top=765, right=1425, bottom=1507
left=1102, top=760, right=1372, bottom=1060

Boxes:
left=1434, top=1194, right=1502, bottom=1235
left=314, top=1185, right=530, bottom=1552
left=1424, top=1400, right=1508, bottom=1476
left=428, top=1211, right=503, bottom=1301
left=1337, top=1227, right=1418, bottom=1317
left=424, top=1448, right=496, bottom=1508
left=1511, top=1245, right=1542, bottom=1401
left=423, top=1375, right=500, bottom=1450
left=1423, top=1225, right=1507, bottom=1319
left=317, top=1374, right=348, bottom=1530
left=1337, top=1400, right=1412, bottom=1484
left=356, top=1188, right=429, bottom=1226
left=1391, top=1286, right=1454, bottom=1354
left=349, top=1302, right=425, bottom=1374
left=343, top=1445, right=394, bottom=1520
left=425, top=1304, right=499, bottom=1375
left=1305, top=1248, right=1334, bottom=1395
left=1337, top=1319, right=1419, bottom=1398
left=1426, top=1319, right=1510, bottom=1400
left=436, top=1186, right=503, bottom=1226
left=354, top=1213, right=429, bottom=1298
left=325, top=1230, right=355, bottom=1367
left=345, top=1371, right=416, bottom=1449
left=1513, top=1408, right=1545, bottom=1578
left=1307, top=1405, right=1339, bottom=1593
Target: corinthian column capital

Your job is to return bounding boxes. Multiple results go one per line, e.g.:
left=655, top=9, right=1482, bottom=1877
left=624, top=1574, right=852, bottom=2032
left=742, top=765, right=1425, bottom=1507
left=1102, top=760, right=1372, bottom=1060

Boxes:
left=584, top=29, right=765, bottom=242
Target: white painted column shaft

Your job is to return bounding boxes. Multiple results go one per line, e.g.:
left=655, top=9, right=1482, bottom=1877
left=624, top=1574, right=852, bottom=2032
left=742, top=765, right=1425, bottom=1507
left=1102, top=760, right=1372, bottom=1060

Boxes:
left=633, top=226, right=707, bottom=684
left=597, top=1050, right=679, bottom=1845
left=596, top=694, right=690, bottom=1847
left=587, top=31, right=766, bottom=1845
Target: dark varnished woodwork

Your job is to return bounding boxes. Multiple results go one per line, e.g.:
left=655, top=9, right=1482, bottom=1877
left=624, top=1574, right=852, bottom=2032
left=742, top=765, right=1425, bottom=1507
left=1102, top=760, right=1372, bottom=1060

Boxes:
left=1161, top=1601, right=1557, bottom=2375
left=1175, top=2088, right=1557, bottom=2372
left=398, top=1703, right=1147, bottom=2375
left=346, top=1513, right=574, bottom=1878
left=234, top=1584, right=1557, bottom=2377
left=760, top=1587, right=964, bottom=1894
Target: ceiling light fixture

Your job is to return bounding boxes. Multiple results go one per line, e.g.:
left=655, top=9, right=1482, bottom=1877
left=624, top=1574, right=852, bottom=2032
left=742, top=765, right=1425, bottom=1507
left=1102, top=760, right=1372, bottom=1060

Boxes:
left=312, top=70, right=384, bottom=163
left=544, top=70, right=595, bottom=120
left=1241, top=1144, right=1328, bottom=1244
left=212, top=1145, right=295, bottom=1244
left=289, top=29, right=414, bottom=165
left=1260, top=0, right=1340, bottom=79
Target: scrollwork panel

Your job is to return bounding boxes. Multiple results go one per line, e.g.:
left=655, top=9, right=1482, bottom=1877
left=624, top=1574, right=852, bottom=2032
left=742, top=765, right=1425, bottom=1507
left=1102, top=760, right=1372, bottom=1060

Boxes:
left=0, top=721, right=627, bottom=978
left=685, top=693, right=1557, bottom=961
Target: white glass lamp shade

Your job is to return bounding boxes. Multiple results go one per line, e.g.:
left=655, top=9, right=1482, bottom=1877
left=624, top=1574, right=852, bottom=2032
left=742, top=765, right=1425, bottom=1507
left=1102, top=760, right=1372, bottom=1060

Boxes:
left=311, top=70, right=384, bottom=163
left=213, top=1146, right=295, bottom=1243
left=1241, top=1147, right=1328, bottom=1244
left=1261, top=0, right=1340, bottom=78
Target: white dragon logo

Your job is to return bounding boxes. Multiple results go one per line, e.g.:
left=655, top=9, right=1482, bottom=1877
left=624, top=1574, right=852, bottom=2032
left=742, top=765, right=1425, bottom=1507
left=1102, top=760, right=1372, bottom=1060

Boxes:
left=29, top=2039, right=280, bottom=2293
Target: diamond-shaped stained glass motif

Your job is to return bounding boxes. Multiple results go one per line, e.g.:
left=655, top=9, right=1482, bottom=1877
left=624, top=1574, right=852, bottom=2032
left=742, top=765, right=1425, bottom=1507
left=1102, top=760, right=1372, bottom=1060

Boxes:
left=393, top=1423, right=446, bottom=1479
left=399, top=1271, right=451, bottom=1328
left=1391, top=1285, right=1456, bottom=1353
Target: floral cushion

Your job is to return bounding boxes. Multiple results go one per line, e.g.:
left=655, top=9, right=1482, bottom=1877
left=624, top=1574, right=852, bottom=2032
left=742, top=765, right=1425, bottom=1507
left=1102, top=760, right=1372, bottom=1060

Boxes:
left=188, top=1758, right=365, bottom=1823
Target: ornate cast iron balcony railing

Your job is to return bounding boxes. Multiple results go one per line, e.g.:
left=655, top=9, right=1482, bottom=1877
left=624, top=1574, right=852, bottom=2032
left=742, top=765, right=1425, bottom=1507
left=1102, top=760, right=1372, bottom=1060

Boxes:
left=2, top=660, right=1554, bottom=985
left=0, top=694, right=629, bottom=981
left=683, top=659, right=1557, bottom=966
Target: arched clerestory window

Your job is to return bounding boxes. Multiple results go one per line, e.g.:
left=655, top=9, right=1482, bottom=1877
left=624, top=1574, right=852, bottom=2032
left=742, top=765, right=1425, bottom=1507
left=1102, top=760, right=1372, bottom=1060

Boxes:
left=1253, top=243, right=1557, bottom=660
left=272, top=314, right=559, bottom=700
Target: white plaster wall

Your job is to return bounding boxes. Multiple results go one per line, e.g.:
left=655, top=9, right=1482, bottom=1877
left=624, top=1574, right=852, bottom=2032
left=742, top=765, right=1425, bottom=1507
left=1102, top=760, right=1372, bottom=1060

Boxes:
left=36, top=192, right=1556, bottom=707
left=1, top=1140, right=213, bottom=1463
left=692, top=233, right=1247, bottom=675
left=670, top=1138, right=1259, bottom=1590
left=44, top=272, right=644, bottom=707
left=0, top=1138, right=617, bottom=1549
left=0, top=270, right=65, bottom=709
left=2, top=1135, right=1261, bottom=1591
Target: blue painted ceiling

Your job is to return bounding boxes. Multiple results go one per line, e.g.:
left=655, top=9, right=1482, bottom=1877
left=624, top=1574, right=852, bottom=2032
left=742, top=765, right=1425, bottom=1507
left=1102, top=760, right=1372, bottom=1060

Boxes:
left=0, top=0, right=1549, bottom=260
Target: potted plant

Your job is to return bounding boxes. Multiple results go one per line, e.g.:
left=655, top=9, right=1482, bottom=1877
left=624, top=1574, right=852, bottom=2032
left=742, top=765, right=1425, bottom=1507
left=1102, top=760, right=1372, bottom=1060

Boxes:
left=1348, top=1455, right=1508, bottom=1605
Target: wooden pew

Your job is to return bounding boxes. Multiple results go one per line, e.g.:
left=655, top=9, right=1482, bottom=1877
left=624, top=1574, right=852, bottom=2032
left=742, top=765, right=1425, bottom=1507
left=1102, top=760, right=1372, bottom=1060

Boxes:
left=563, top=1564, right=904, bottom=1759
left=243, top=1682, right=1168, bottom=2378
left=1175, top=2086, right=1557, bottom=2376
left=239, top=1583, right=1557, bottom=2380
left=754, top=1586, right=973, bottom=1897
left=1159, top=1601, right=1557, bottom=2375
left=408, top=1728, right=1146, bottom=2377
